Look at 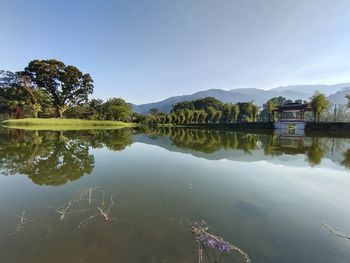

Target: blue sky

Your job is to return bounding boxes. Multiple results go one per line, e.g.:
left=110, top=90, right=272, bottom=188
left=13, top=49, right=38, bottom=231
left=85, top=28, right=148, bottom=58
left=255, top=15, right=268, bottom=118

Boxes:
left=1, top=0, right=350, bottom=104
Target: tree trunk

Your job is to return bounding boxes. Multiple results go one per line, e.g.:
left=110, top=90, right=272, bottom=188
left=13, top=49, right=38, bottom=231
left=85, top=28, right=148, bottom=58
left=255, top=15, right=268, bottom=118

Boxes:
left=57, top=107, right=63, bottom=118
left=57, top=106, right=67, bottom=118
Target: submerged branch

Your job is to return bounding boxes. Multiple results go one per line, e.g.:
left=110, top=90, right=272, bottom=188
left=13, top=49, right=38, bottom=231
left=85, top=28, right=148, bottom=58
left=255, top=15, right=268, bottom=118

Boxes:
left=322, top=221, right=350, bottom=241
left=191, top=221, right=251, bottom=263
left=8, top=211, right=35, bottom=235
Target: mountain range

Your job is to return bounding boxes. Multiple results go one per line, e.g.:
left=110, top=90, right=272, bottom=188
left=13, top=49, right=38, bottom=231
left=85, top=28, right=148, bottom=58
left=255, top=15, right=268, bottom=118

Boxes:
left=132, top=83, right=350, bottom=114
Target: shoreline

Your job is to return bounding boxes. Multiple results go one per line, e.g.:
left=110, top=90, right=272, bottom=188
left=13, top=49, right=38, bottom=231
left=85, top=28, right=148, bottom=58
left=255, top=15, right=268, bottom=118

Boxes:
left=1, top=118, right=136, bottom=131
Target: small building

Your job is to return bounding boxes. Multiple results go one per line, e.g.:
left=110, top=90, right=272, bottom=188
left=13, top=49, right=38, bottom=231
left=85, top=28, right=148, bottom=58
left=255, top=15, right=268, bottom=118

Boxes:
left=273, top=103, right=311, bottom=135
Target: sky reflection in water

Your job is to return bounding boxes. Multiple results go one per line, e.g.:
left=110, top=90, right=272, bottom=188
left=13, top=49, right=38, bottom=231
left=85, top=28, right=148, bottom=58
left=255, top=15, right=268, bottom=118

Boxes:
left=0, top=127, right=349, bottom=263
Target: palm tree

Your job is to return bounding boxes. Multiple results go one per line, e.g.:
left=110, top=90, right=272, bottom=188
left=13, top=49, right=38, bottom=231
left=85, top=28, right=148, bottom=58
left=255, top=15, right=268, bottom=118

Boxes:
left=251, top=104, right=260, bottom=122
left=198, top=110, right=207, bottom=124
left=206, top=107, right=216, bottom=123
left=165, top=114, right=172, bottom=124
left=223, top=103, right=231, bottom=123
left=184, top=109, right=194, bottom=124
left=266, top=100, right=277, bottom=121
left=170, top=113, right=177, bottom=124
left=193, top=110, right=201, bottom=124
left=243, top=102, right=253, bottom=122
left=177, top=111, right=185, bottom=124
left=310, top=92, right=330, bottom=122
left=230, top=104, right=240, bottom=123
left=212, top=110, right=221, bottom=123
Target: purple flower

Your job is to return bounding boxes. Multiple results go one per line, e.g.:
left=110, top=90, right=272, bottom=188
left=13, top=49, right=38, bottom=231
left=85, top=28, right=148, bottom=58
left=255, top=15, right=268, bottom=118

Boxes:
left=206, top=237, right=217, bottom=248
left=196, top=234, right=207, bottom=242
left=217, top=241, right=231, bottom=252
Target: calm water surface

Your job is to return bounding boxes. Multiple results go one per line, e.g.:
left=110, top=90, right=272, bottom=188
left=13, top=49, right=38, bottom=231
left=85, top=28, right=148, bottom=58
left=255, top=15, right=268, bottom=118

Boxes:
left=0, top=127, right=350, bottom=263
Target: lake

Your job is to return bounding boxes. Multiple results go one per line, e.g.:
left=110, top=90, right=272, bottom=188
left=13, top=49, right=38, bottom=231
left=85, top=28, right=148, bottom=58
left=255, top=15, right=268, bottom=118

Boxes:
left=0, top=127, right=350, bottom=263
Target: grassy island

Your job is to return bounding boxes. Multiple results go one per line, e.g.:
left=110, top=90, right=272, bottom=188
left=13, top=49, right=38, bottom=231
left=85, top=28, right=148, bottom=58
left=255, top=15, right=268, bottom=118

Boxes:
left=1, top=118, right=135, bottom=131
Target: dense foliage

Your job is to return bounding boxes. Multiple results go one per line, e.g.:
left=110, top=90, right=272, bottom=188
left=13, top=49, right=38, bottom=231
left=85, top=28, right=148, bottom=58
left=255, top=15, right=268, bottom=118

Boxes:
left=1, top=59, right=349, bottom=123
left=310, top=92, right=330, bottom=122
left=24, top=59, right=94, bottom=118
left=0, top=61, right=132, bottom=121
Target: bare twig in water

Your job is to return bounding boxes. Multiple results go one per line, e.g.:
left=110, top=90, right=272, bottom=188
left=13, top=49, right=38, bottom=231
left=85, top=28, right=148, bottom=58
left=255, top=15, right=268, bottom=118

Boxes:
left=77, top=187, right=100, bottom=205
left=52, top=187, right=116, bottom=228
left=197, top=242, right=203, bottom=263
left=8, top=211, right=35, bottom=235
left=44, top=224, right=52, bottom=239
left=78, top=193, right=117, bottom=228
left=191, top=221, right=251, bottom=263
left=322, top=221, right=350, bottom=241
left=55, top=199, right=88, bottom=221
left=78, top=214, right=99, bottom=228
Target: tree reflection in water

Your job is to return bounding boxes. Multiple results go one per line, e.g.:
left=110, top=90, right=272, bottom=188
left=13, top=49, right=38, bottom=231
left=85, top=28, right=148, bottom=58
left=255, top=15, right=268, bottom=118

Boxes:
left=0, top=129, right=133, bottom=185
left=1, top=126, right=350, bottom=187
left=140, top=126, right=350, bottom=169
left=341, top=149, right=350, bottom=169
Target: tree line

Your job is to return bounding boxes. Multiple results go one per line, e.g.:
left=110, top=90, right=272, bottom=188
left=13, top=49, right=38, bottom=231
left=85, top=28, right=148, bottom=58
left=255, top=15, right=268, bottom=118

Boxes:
left=1, top=59, right=350, bottom=123
left=142, top=93, right=349, bottom=124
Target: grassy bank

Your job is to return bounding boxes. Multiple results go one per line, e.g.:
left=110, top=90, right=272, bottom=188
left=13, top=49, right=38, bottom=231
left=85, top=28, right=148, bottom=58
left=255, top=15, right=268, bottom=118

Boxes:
left=1, top=118, right=135, bottom=130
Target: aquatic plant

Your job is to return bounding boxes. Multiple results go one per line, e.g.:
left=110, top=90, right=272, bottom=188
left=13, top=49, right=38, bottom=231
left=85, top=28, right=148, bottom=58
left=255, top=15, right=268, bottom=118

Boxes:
left=191, top=221, right=251, bottom=263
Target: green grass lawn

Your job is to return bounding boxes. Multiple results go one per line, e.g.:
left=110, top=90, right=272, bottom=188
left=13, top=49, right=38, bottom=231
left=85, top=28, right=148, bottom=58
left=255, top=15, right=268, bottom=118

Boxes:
left=1, top=118, right=136, bottom=130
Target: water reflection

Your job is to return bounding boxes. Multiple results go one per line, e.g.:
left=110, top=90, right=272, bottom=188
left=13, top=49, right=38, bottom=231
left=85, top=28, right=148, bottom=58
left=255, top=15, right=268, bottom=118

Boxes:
left=342, top=149, right=350, bottom=169
left=0, top=127, right=349, bottom=186
left=0, top=129, right=133, bottom=185
left=138, top=126, right=350, bottom=169
left=1, top=127, right=350, bottom=263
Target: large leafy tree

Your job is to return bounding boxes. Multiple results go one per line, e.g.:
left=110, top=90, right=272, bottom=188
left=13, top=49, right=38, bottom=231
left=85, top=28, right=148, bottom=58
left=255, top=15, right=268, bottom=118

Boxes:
left=24, top=59, right=94, bottom=118
left=0, top=70, right=29, bottom=118
left=103, top=97, right=132, bottom=122
left=171, top=101, right=195, bottom=112
left=172, top=97, right=223, bottom=113
left=15, top=73, right=48, bottom=118
left=192, top=97, right=223, bottom=111
left=88, top=98, right=104, bottom=119
left=346, top=94, right=350, bottom=108
left=310, top=92, right=329, bottom=122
